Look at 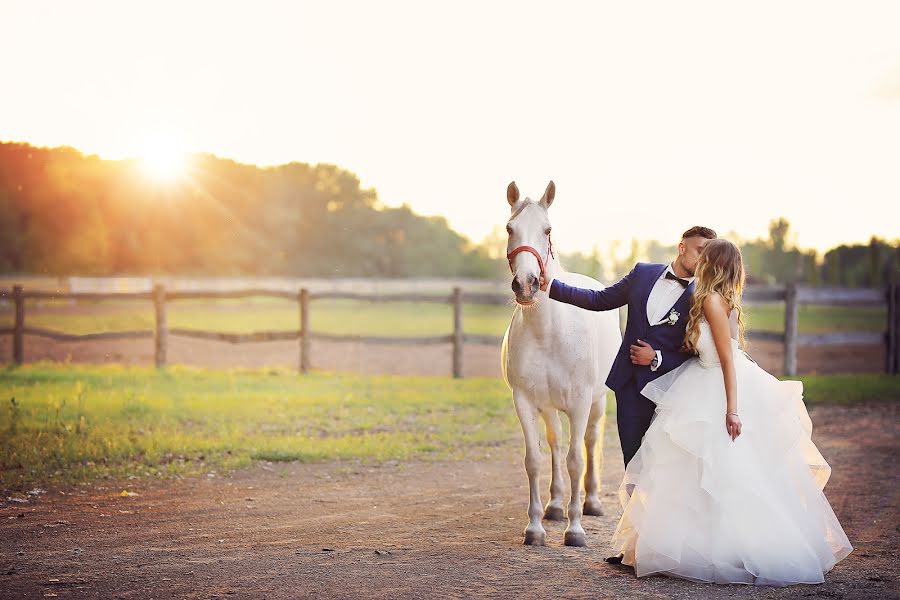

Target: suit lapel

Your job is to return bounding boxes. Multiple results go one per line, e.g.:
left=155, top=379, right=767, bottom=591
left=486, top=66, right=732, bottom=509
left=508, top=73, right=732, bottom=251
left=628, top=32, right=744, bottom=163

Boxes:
left=642, top=264, right=669, bottom=326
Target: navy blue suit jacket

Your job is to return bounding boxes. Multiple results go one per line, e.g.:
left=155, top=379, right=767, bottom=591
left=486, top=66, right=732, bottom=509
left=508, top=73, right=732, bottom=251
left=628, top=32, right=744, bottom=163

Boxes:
left=549, top=262, right=696, bottom=393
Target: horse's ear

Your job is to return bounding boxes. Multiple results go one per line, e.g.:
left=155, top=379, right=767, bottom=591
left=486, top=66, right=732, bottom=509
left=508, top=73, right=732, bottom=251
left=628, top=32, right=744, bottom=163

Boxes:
left=540, top=180, right=556, bottom=208
left=507, top=181, right=520, bottom=206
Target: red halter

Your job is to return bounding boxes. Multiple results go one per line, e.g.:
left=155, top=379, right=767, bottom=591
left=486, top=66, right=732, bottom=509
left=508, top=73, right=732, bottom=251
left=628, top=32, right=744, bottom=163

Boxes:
left=507, top=235, right=554, bottom=279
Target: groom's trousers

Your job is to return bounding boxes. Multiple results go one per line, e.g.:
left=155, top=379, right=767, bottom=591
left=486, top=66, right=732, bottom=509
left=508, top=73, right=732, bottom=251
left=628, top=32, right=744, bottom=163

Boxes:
left=615, top=374, right=657, bottom=467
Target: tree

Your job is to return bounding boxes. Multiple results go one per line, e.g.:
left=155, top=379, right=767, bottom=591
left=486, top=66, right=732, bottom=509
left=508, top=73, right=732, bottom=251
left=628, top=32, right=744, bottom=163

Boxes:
left=0, top=142, right=503, bottom=278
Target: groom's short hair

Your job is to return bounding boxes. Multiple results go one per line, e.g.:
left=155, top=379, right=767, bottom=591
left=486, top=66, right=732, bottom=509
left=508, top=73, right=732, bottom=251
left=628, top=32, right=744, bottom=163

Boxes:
left=682, top=226, right=717, bottom=240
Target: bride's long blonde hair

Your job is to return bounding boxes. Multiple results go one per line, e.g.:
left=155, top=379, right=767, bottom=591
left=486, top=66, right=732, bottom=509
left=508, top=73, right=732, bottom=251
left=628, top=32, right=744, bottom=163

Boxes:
left=683, top=238, right=747, bottom=353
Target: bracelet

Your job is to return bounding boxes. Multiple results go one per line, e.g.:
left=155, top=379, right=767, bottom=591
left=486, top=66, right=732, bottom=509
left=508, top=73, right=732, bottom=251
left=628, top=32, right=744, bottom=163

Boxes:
left=726, top=412, right=739, bottom=416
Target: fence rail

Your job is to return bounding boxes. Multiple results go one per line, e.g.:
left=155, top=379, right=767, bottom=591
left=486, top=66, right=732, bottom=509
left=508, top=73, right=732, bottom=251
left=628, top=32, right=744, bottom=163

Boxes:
left=2, top=282, right=898, bottom=377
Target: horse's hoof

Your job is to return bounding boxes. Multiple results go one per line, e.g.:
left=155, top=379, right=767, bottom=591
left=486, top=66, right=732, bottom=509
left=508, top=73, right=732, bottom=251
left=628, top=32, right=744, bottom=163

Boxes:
left=524, top=530, right=546, bottom=546
left=583, top=500, right=604, bottom=516
left=543, top=505, right=566, bottom=521
left=564, top=530, right=587, bottom=547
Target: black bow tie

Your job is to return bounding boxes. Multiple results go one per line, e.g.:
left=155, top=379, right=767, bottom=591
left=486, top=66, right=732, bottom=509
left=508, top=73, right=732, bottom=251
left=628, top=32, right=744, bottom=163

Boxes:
left=665, top=271, right=690, bottom=288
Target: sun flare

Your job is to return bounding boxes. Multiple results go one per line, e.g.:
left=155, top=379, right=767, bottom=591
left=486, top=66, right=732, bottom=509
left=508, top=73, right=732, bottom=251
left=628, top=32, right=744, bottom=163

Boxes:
left=138, top=138, right=188, bottom=182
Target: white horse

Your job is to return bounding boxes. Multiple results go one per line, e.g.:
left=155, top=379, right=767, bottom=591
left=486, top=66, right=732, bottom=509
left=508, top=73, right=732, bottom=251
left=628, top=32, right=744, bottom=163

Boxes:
left=501, top=181, right=621, bottom=547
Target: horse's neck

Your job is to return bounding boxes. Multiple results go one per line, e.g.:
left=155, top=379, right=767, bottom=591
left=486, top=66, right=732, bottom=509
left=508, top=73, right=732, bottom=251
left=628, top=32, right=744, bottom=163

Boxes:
left=544, top=255, right=563, bottom=280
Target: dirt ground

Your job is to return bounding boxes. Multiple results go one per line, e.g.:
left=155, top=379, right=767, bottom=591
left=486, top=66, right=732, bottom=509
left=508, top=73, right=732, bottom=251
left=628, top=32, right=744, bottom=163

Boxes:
left=1, top=401, right=897, bottom=600
left=0, top=333, right=887, bottom=378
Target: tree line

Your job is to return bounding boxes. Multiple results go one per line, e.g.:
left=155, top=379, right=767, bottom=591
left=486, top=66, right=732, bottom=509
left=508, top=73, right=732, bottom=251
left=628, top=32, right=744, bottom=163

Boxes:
left=1, top=141, right=895, bottom=285
left=0, top=142, right=497, bottom=278
left=558, top=218, right=900, bottom=288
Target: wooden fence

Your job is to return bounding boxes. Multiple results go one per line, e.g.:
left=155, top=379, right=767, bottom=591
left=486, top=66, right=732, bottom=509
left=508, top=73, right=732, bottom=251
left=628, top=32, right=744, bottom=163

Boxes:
left=2, top=282, right=898, bottom=377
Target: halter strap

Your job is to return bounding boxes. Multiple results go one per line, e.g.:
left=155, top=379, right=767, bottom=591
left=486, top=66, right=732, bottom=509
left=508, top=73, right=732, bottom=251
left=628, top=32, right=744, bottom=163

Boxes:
left=506, top=235, right=554, bottom=278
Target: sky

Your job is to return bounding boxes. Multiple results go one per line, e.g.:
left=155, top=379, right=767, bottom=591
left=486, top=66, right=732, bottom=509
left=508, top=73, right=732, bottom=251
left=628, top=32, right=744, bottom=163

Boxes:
left=1, top=0, right=898, bottom=255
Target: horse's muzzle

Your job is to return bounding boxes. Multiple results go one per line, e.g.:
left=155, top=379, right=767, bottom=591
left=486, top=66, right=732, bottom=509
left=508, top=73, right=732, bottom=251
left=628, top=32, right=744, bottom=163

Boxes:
left=512, top=274, right=539, bottom=304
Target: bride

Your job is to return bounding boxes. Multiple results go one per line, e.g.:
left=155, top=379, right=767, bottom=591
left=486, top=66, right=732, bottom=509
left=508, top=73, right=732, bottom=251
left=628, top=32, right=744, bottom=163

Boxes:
left=611, top=238, right=853, bottom=586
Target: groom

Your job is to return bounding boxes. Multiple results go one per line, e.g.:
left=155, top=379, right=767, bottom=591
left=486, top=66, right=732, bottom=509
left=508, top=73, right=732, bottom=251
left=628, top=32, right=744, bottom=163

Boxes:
left=539, top=226, right=717, bottom=469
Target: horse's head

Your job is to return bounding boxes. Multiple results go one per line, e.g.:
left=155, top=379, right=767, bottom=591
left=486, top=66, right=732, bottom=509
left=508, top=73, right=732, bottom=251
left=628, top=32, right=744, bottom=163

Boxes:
left=505, top=180, right=555, bottom=306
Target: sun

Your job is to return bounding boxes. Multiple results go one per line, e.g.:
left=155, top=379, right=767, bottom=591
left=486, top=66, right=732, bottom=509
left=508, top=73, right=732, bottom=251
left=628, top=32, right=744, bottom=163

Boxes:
left=138, top=137, right=188, bottom=182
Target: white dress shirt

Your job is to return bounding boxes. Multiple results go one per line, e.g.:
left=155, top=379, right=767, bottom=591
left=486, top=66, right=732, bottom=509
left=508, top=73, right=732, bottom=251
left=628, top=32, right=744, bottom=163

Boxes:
left=647, top=263, right=694, bottom=324
left=646, top=263, right=694, bottom=370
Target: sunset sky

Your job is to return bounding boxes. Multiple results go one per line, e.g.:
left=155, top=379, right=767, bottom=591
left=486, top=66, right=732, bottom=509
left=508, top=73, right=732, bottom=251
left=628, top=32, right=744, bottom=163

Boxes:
left=1, top=0, right=898, bottom=255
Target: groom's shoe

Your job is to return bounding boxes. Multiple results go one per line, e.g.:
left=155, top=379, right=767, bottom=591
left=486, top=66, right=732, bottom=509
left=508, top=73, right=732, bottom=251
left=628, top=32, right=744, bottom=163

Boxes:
left=605, top=554, right=624, bottom=565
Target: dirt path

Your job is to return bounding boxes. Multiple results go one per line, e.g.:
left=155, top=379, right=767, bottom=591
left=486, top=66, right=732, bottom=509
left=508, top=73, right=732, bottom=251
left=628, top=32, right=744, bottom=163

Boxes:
left=1, top=402, right=896, bottom=599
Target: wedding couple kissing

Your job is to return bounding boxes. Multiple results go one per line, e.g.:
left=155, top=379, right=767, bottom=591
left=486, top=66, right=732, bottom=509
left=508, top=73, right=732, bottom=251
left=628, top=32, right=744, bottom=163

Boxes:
left=501, top=181, right=852, bottom=587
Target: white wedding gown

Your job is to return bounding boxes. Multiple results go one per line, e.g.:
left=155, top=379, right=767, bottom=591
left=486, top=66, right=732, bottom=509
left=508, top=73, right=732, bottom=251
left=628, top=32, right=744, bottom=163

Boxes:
left=611, top=313, right=853, bottom=586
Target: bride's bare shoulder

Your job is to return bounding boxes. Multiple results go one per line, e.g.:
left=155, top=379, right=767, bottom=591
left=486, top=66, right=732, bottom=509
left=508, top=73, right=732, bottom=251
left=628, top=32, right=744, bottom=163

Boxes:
left=701, top=292, right=730, bottom=320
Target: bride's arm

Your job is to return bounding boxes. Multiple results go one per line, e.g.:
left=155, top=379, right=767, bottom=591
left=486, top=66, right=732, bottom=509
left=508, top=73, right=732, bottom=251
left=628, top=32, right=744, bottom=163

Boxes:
left=703, top=293, right=742, bottom=441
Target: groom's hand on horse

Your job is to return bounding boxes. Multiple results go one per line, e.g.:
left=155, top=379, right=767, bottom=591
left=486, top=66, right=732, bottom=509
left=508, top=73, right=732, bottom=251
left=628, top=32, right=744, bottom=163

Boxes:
left=630, top=339, right=655, bottom=366
left=539, top=275, right=549, bottom=292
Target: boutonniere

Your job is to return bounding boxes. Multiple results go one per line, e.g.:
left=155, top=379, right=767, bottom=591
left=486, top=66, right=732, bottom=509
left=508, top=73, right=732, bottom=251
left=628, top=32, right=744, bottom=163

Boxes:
left=664, top=309, right=680, bottom=326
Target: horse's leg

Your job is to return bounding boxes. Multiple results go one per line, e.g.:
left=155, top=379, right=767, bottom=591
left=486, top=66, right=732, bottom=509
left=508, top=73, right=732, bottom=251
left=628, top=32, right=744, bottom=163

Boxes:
left=514, top=389, right=546, bottom=546
left=540, top=409, right=566, bottom=521
left=583, top=394, right=607, bottom=516
left=564, top=398, right=591, bottom=547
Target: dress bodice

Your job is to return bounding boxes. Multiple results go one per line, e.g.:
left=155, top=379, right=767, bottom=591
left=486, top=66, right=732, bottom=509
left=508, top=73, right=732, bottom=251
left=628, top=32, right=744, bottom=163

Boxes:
left=696, top=310, right=740, bottom=368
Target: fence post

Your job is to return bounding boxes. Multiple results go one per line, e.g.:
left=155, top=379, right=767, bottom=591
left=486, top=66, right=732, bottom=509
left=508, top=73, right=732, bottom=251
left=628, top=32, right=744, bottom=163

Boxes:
left=13, top=284, right=24, bottom=365
left=452, top=287, right=463, bottom=378
left=888, top=275, right=899, bottom=375
left=894, top=282, right=900, bottom=375
left=153, top=284, right=167, bottom=368
left=783, top=282, right=799, bottom=377
left=299, top=288, right=309, bottom=374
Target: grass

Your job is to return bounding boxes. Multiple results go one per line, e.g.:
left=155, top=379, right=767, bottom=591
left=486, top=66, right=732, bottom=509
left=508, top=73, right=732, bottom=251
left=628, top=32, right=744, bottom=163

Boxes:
left=0, top=298, right=887, bottom=338
left=744, top=303, right=886, bottom=334
left=1, top=364, right=897, bottom=492
left=795, top=374, right=900, bottom=405
left=0, top=363, right=520, bottom=491
left=0, top=298, right=515, bottom=337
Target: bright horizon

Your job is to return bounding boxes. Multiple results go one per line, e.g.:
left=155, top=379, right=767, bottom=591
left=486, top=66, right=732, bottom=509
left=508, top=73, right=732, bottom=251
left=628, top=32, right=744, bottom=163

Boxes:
left=1, top=0, right=898, bottom=255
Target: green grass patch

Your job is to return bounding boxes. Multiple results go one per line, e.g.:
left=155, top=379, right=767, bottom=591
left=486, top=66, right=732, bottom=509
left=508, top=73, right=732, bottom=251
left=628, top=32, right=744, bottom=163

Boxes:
left=1, top=364, right=894, bottom=492
left=794, top=374, right=900, bottom=404
left=0, top=363, right=519, bottom=491
left=0, top=298, right=516, bottom=337
left=744, top=303, right=886, bottom=334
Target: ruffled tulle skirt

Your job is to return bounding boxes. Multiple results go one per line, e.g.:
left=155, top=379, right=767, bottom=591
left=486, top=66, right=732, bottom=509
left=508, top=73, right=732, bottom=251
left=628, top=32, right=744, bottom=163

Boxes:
left=610, top=352, right=852, bottom=586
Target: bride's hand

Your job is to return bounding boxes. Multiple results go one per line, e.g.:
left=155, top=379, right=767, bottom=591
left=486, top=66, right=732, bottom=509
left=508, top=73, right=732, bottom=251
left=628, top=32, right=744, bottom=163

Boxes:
left=726, top=413, right=742, bottom=441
